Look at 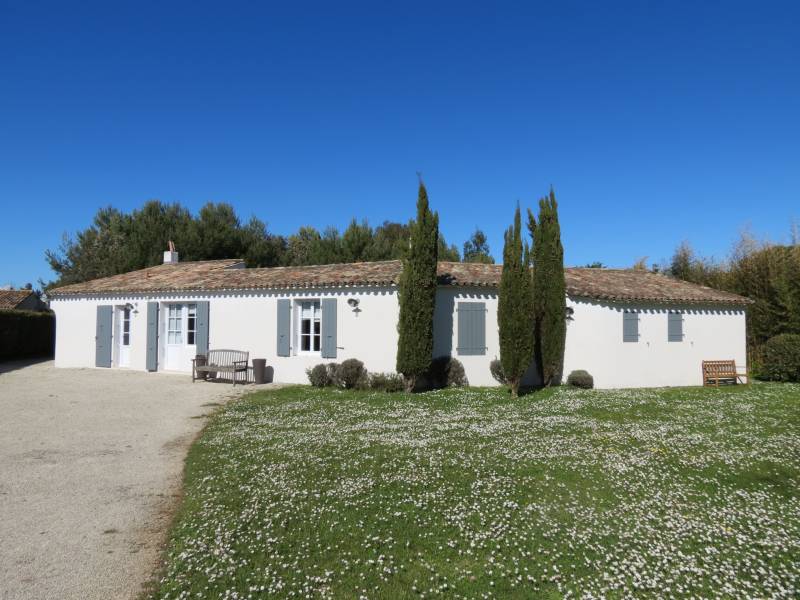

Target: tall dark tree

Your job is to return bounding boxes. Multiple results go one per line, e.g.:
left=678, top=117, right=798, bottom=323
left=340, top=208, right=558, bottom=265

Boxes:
left=529, top=189, right=566, bottom=386
left=463, top=228, right=495, bottom=264
left=342, top=219, right=373, bottom=262
left=396, top=182, right=439, bottom=391
left=438, top=239, right=461, bottom=262
left=498, top=205, right=534, bottom=397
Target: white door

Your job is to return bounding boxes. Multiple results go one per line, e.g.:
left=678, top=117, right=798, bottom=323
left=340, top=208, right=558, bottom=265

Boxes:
left=117, top=306, right=131, bottom=367
left=165, top=304, right=184, bottom=371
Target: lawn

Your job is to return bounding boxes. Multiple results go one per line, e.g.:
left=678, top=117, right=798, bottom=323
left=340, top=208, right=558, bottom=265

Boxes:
left=151, top=383, right=800, bottom=599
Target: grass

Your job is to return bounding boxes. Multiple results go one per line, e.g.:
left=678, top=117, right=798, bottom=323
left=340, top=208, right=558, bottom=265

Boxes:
left=151, top=383, right=800, bottom=599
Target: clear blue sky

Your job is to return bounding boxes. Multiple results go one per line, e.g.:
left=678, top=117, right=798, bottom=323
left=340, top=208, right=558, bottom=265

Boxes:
left=1, top=1, right=798, bottom=287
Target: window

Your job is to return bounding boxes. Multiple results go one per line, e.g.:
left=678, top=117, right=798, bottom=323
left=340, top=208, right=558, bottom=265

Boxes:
left=122, top=307, right=131, bottom=346
left=299, top=300, right=321, bottom=353
left=668, top=311, right=684, bottom=342
left=167, top=304, right=183, bottom=344
left=187, top=304, right=197, bottom=345
left=623, top=311, right=639, bottom=342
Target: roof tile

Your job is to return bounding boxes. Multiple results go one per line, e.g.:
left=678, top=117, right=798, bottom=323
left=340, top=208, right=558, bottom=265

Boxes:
left=48, top=259, right=751, bottom=305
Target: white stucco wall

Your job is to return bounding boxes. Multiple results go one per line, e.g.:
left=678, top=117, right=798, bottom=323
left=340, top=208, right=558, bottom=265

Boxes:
left=433, top=287, right=501, bottom=387
left=51, top=296, right=149, bottom=370
left=51, top=287, right=400, bottom=382
left=562, top=298, right=748, bottom=388
left=51, top=287, right=748, bottom=389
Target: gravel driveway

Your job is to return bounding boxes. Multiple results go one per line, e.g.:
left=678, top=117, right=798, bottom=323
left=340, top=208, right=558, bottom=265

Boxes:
left=0, top=361, right=248, bottom=600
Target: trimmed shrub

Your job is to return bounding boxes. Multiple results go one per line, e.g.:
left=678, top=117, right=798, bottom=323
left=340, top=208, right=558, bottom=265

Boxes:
left=334, top=359, right=367, bottom=389
left=306, top=363, right=330, bottom=387
left=369, top=372, right=405, bottom=393
left=427, top=356, right=469, bottom=389
left=0, top=309, right=54, bottom=360
left=566, top=369, right=594, bottom=389
left=490, top=358, right=506, bottom=385
left=326, top=362, right=339, bottom=383
left=760, top=334, right=800, bottom=382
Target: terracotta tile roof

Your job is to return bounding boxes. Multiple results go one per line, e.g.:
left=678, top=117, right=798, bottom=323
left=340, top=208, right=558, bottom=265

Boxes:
left=48, top=259, right=751, bottom=305
left=47, top=259, right=245, bottom=296
left=563, top=268, right=751, bottom=306
left=0, top=290, right=36, bottom=309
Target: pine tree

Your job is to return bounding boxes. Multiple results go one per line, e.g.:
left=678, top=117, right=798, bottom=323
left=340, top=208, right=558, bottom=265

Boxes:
left=396, top=182, right=439, bottom=391
left=529, top=189, right=567, bottom=386
left=498, top=205, right=534, bottom=397
left=463, top=228, right=495, bottom=264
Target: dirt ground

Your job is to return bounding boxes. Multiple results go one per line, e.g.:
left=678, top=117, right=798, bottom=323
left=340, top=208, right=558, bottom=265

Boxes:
left=0, top=360, right=256, bottom=600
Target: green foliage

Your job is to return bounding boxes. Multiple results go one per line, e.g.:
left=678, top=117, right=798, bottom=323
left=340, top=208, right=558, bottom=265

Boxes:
left=427, top=356, right=469, bottom=388
left=0, top=309, right=54, bottom=360
left=462, top=229, right=494, bottom=264
left=666, top=237, right=800, bottom=354
left=396, top=183, right=439, bottom=390
left=334, top=359, right=368, bottom=389
left=498, top=205, right=534, bottom=397
left=306, top=363, right=331, bottom=387
left=489, top=358, right=506, bottom=385
left=566, top=369, right=594, bottom=389
left=759, top=334, right=800, bottom=382
left=45, top=201, right=464, bottom=289
left=529, top=189, right=567, bottom=386
left=368, top=372, right=405, bottom=393
left=154, top=383, right=800, bottom=599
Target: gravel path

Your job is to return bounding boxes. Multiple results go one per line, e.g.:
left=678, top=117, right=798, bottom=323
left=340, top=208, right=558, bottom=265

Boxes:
left=0, top=361, right=253, bottom=600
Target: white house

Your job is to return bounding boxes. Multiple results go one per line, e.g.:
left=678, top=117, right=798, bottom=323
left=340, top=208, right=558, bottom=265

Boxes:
left=47, top=249, right=750, bottom=389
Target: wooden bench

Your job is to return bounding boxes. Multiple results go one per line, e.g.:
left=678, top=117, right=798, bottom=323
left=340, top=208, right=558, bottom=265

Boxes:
left=192, top=349, right=250, bottom=386
left=702, top=360, right=748, bottom=387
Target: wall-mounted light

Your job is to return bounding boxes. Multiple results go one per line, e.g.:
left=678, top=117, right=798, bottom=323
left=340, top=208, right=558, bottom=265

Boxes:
left=347, top=298, right=362, bottom=316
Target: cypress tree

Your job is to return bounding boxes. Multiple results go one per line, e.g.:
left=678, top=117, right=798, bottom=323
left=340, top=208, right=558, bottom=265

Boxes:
left=396, top=182, right=439, bottom=391
left=529, top=188, right=567, bottom=386
left=498, top=205, right=534, bottom=397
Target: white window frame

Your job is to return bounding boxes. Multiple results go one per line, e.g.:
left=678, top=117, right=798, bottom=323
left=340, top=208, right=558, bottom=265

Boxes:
left=295, top=299, right=321, bottom=355
left=167, top=304, right=183, bottom=345
left=187, top=304, right=197, bottom=347
left=121, top=306, right=131, bottom=346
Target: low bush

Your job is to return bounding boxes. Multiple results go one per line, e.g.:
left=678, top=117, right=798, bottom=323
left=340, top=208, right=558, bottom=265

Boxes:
left=326, top=362, right=339, bottom=383
left=427, top=356, right=469, bottom=389
left=566, top=369, right=594, bottom=389
left=369, top=372, right=405, bottom=393
left=306, top=363, right=330, bottom=387
left=760, top=334, right=800, bottom=382
left=490, top=358, right=506, bottom=385
left=334, top=358, right=367, bottom=389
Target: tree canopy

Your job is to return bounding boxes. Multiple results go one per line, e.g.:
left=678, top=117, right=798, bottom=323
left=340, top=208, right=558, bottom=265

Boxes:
left=396, top=183, right=440, bottom=390
left=498, top=205, right=534, bottom=397
left=463, top=228, right=495, bottom=264
left=44, top=200, right=465, bottom=289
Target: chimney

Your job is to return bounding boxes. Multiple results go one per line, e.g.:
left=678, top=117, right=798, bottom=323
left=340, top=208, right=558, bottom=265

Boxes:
left=163, top=240, right=179, bottom=264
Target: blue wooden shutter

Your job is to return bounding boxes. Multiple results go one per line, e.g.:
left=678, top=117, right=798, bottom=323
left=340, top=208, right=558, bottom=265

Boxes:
left=668, top=311, right=683, bottom=342
left=321, top=298, right=337, bottom=358
left=277, top=299, right=291, bottom=357
left=623, top=311, right=639, bottom=342
left=95, top=305, right=113, bottom=367
left=457, top=301, right=486, bottom=355
left=195, top=301, right=210, bottom=355
left=146, top=302, right=159, bottom=371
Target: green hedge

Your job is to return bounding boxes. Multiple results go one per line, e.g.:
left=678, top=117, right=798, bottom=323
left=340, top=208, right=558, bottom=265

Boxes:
left=0, top=309, right=55, bottom=360
left=759, top=334, right=800, bottom=382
